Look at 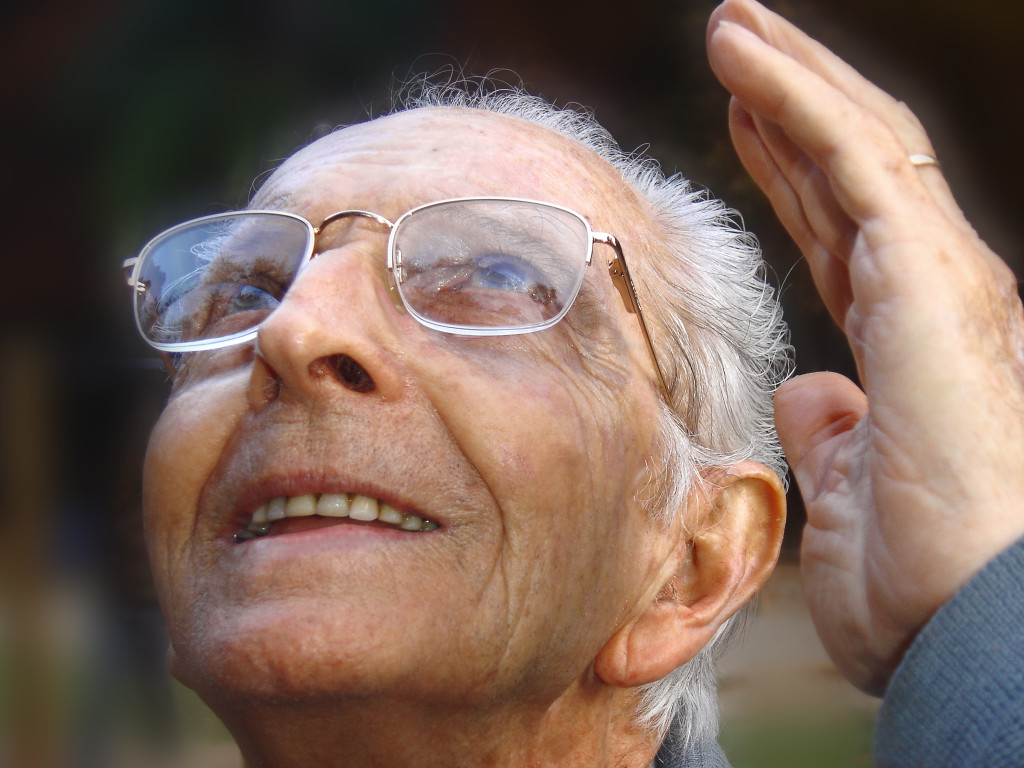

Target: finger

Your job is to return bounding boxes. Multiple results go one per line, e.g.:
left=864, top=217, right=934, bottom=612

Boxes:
left=743, top=107, right=867, bottom=336
left=710, top=0, right=928, bottom=147
left=728, top=100, right=854, bottom=327
left=773, top=371, right=867, bottom=501
left=709, top=18, right=935, bottom=231
left=726, top=99, right=814, bottom=254
left=712, top=10, right=1015, bottom=342
left=708, top=14, right=1000, bottom=319
left=747, top=110, right=855, bottom=259
left=711, top=1, right=960, bottom=228
left=708, top=0, right=968, bottom=228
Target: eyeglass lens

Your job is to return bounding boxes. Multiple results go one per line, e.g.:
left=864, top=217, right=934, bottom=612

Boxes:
left=134, top=213, right=313, bottom=348
left=134, top=200, right=591, bottom=350
left=393, top=200, right=590, bottom=333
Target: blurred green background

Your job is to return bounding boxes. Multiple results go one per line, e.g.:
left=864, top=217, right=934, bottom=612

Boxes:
left=3, top=0, right=1021, bottom=765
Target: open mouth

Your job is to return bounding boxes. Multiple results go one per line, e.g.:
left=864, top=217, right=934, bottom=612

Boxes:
left=235, top=493, right=438, bottom=542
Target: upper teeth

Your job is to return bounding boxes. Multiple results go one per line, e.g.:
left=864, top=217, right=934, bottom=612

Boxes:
left=236, top=493, right=438, bottom=541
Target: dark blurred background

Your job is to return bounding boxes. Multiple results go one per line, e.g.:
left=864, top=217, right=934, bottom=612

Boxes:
left=2, top=0, right=1021, bottom=764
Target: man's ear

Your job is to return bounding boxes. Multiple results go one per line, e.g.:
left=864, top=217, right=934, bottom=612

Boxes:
left=594, top=460, right=786, bottom=688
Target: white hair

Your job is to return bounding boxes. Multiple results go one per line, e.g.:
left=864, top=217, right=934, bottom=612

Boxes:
left=390, top=77, right=793, bottom=753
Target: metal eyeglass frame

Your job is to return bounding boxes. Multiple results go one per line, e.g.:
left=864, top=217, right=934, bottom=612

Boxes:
left=123, top=196, right=668, bottom=397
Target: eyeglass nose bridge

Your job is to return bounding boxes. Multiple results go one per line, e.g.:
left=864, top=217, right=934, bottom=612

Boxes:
left=310, top=209, right=407, bottom=315
left=314, top=209, right=395, bottom=235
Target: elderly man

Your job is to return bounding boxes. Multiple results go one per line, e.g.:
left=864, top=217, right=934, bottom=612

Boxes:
left=126, top=1, right=1024, bottom=766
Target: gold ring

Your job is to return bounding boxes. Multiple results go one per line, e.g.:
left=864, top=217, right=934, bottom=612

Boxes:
left=909, top=153, right=940, bottom=168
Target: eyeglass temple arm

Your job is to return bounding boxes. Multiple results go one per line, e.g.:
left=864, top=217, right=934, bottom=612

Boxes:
left=594, top=232, right=669, bottom=399
left=122, top=256, right=179, bottom=375
left=122, top=256, right=138, bottom=285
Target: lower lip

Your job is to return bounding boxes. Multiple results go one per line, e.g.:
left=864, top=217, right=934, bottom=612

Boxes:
left=225, top=517, right=430, bottom=559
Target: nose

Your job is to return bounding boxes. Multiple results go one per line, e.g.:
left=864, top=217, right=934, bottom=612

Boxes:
left=247, top=242, right=407, bottom=411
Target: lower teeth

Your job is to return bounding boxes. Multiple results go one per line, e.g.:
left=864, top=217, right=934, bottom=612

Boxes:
left=235, top=516, right=437, bottom=542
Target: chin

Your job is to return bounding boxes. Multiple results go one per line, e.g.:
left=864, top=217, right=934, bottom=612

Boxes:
left=168, top=589, right=496, bottom=714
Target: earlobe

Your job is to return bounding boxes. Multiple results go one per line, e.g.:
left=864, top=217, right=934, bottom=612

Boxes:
left=594, top=461, right=786, bottom=688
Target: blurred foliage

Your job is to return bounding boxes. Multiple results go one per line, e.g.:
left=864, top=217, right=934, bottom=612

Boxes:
left=721, top=708, right=876, bottom=767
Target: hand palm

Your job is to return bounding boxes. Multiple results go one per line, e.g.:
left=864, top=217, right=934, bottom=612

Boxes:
left=709, top=0, right=1024, bottom=693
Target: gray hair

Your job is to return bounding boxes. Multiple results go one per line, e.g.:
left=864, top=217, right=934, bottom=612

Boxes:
left=390, top=77, right=793, bottom=753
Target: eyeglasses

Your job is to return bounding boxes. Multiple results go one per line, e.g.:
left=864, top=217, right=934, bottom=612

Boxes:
left=123, top=197, right=667, bottom=394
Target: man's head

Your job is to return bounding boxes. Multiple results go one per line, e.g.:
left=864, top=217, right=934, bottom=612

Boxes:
left=138, top=88, right=789, bottom=763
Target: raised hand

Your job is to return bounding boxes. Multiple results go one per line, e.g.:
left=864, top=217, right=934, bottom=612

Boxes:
left=707, top=0, right=1024, bottom=694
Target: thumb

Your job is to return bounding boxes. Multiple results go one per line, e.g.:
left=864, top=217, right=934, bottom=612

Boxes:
left=774, top=372, right=867, bottom=496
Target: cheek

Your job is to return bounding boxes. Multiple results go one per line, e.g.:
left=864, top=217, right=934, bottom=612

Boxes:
left=422, top=342, right=657, bottom=621
left=143, top=370, right=250, bottom=620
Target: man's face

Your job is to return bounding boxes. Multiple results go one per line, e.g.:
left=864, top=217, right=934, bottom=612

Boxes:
left=144, top=108, right=672, bottom=716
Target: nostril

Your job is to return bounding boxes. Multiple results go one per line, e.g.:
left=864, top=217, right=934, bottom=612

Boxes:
left=309, top=354, right=375, bottom=393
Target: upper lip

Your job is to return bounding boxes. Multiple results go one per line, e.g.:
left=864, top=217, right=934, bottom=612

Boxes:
left=196, top=419, right=458, bottom=543
left=192, top=390, right=479, bottom=545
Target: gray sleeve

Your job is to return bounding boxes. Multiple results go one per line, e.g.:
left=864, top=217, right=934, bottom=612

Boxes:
left=873, top=535, right=1024, bottom=767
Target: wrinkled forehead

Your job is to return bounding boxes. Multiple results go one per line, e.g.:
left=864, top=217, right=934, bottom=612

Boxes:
left=252, top=107, right=647, bottom=228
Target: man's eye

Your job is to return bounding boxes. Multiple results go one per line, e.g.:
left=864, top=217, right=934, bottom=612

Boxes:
left=399, top=250, right=564, bottom=329
left=231, top=283, right=279, bottom=312
left=171, top=279, right=283, bottom=341
left=464, top=253, right=554, bottom=304
left=204, top=281, right=281, bottom=329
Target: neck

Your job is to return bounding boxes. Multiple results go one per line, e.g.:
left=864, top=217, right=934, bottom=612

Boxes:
left=212, top=681, right=662, bottom=767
